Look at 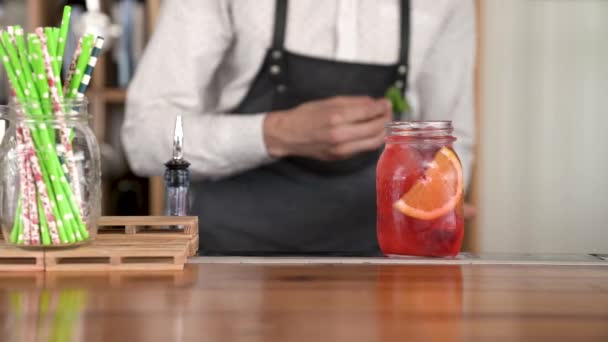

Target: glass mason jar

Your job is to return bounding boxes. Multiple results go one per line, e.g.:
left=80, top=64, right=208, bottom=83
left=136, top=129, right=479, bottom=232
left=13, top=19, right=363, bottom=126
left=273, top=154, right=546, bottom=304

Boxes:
left=376, top=121, right=464, bottom=257
left=0, top=99, right=101, bottom=248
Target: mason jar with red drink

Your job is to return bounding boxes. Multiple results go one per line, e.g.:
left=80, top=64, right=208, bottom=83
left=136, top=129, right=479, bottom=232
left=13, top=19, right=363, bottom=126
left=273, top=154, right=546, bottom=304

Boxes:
left=376, top=121, right=464, bottom=257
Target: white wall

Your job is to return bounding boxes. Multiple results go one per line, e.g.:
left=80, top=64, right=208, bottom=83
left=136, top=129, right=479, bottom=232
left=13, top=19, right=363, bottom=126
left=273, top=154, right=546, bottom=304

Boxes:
left=479, top=0, right=608, bottom=253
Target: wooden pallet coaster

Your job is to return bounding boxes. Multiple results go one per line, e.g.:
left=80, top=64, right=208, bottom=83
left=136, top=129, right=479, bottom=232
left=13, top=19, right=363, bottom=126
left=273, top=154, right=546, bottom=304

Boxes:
left=44, top=242, right=188, bottom=272
left=0, top=216, right=199, bottom=272
left=96, top=216, right=199, bottom=257
left=0, top=242, right=44, bottom=272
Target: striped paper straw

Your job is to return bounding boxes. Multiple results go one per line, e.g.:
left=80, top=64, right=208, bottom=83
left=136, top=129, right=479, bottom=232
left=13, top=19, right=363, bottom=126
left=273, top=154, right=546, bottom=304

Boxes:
left=18, top=125, right=42, bottom=245
left=15, top=127, right=32, bottom=244
left=9, top=83, right=39, bottom=245
left=35, top=28, right=84, bottom=218
left=66, top=35, right=93, bottom=99
left=22, top=125, right=61, bottom=244
left=21, top=128, right=40, bottom=245
left=76, top=36, right=104, bottom=97
left=25, top=145, right=45, bottom=245
left=6, top=31, right=39, bottom=245
left=63, top=37, right=82, bottom=95
left=1, top=28, right=62, bottom=245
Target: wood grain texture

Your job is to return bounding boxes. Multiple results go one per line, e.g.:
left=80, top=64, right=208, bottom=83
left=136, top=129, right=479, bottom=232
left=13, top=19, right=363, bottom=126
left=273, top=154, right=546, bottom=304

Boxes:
left=466, top=0, right=484, bottom=254
left=148, top=176, right=165, bottom=216
left=98, top=215, right=198, bottom=234
left=0, top=263, right=607, bottom=341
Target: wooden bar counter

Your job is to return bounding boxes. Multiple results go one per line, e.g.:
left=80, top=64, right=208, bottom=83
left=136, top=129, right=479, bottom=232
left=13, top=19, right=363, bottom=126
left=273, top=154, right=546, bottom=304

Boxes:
left=0, top=257, right=607, bottom=341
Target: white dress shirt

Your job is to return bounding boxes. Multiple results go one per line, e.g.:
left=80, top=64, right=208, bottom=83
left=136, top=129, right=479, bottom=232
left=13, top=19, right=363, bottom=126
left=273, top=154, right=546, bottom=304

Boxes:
left=123, top=0, right=475, bottom=187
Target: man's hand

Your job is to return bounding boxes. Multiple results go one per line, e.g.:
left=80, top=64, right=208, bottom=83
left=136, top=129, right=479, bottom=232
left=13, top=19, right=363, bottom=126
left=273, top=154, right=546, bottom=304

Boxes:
left=263, top=96, right=392, bottom=160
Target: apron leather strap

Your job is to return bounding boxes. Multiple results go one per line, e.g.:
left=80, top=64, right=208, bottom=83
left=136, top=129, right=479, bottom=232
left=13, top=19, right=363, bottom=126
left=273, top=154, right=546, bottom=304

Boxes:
left=272, top=0, right=288, bottom=51
left=397, top=0, right=410, bottom=90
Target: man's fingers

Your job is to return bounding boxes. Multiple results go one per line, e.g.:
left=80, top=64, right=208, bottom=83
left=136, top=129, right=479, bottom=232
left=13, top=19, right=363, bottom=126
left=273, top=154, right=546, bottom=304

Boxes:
left=329, top=111, right=391, bottom=144
left=329, top=130, right=386, bottom=159
left=329, top=98, right=391, bottom=124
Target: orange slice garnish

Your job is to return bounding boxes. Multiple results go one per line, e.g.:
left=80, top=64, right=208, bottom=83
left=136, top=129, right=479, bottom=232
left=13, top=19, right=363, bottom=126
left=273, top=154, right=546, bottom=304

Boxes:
left=393, top=147, right=463, bottom=220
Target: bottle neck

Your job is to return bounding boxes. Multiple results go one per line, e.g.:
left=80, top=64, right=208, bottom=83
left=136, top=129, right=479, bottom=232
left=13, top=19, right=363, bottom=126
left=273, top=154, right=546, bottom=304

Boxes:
left=385, top=121, right=455, bottom=144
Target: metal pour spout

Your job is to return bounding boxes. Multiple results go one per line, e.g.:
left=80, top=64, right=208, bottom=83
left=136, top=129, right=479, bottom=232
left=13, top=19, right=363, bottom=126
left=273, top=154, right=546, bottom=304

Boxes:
left=172, top=115, right=184, bottom=161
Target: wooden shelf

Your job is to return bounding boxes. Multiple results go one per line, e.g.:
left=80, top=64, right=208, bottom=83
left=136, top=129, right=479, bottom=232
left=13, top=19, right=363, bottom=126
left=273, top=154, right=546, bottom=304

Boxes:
left=103, top=88, right=127, bottom=104
left=89, top=88, right=127, bottom=104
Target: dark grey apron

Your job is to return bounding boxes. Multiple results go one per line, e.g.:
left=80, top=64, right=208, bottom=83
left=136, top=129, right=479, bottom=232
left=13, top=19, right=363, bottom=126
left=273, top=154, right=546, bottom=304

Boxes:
left=194, top=0, right=410, bottom=255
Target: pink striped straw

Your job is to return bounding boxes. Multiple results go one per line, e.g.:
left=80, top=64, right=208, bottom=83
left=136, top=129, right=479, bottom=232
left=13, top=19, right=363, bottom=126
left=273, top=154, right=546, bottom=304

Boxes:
left=16, top=126, right=41, bottom=245
left=12, top=83, right=61, bottom=244
left=6, top=32, right=37, bottom=244
left=25, top=150, right=40, bottom=244
left=63, top=37, right=82, bottom=95
left=9, top=85, right=36, bottom=245
left=35, top=28, right=83, bottom=215
left=7, top=31, right=42, bottom=245
left=22, top=126, right=61, bottom=244
left=23, top=141, right=40, bottom=245
left=15, top=127, right=32, bottom=244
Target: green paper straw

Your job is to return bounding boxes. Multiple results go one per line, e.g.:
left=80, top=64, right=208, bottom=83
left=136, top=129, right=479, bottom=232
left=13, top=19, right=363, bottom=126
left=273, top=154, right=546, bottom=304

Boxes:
left=36, top=147, right=70, bottom=243
left=16, top=29, right=56, bottom=143
left=25, top=36, right=75, bottom=243
left=76, top=36, right=104, bottom=97
left=14, top=28, right=40, bottom=105
left=28, top=35, right=53, bottom=120
left=10, top=202, right=22, bottom=243
left=37, top=193, right=51, bottom=245
left=44, top=27, right=63, bottom=96
left=37, top=28, right=87, bottom=241
left=66, top=34, right=94, bottom=99
left=57, top=6, right=71, bottom=67
left=0, top=45, right=52, bottom=243
left=1, top=31, right=29, bottom=96
left=68, top=36, right=103, bottom=141
left=63, top=37, right=81, bottom=94
left=3, top=34, right=78, bottom=244
left=0, top=34, right=26, bottom=105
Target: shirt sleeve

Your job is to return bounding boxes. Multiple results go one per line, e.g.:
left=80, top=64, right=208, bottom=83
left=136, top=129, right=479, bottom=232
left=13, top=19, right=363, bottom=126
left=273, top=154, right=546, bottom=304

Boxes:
left=122, top=0, right=272, bottom=180
left=410, top=0, right=476, bottom=189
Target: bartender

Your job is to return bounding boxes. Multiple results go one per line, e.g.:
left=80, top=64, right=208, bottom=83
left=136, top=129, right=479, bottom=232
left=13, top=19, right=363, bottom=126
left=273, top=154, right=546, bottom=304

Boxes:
left=122, top=0, right=475, bottom=255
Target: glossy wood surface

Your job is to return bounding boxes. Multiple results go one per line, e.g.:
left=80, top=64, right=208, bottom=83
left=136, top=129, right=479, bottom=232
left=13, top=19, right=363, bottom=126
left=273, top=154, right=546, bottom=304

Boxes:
left=1, top=263, right=607, bottom=341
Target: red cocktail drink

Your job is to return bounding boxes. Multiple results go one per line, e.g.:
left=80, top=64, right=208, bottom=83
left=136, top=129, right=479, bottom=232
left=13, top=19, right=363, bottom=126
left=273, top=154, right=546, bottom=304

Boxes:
left=376, top=121, right=464, bottom=257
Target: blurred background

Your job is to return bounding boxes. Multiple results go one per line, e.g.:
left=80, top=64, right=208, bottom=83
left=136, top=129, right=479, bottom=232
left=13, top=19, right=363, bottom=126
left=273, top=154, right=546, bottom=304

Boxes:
left=0, top=0, right=606, bottom=254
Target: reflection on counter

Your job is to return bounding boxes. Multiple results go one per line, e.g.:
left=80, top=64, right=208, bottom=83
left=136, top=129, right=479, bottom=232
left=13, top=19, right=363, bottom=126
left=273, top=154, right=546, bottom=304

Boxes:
left=0, top=267, right=197, bottom=342
left=5, top=289, right=87, bottom=342
left=376, top=265, right=463, bottom=341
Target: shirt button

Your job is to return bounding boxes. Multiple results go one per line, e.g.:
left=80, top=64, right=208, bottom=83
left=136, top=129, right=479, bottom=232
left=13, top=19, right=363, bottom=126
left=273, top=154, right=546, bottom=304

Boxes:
left=277, top=84, right=287, bottom=93
left=272, top=50, right=282, bottom=59
left=398, top=65, right=407, bottom=75
left=270, top=65, right=281, bottom=75
left=395, top=80, right=404, bottom=89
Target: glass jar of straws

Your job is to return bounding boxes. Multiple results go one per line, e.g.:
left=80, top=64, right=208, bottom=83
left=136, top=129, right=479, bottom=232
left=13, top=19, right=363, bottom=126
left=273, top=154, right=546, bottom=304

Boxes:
left=0, top=4, right=104, bottom=248
left=0, top=99, right=101, bottom=248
